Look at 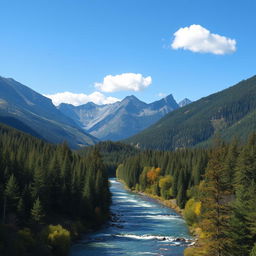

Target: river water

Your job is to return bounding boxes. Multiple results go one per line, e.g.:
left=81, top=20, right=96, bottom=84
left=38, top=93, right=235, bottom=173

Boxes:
left=70, top=179, right=191, bottom=256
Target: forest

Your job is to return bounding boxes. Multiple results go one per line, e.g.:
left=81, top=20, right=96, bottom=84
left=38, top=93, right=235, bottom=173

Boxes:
left=0, top=123, right=110, bottom=256
left=2, top=116, right=256, bottom=256
left=117, top=134, right=256, bottom=256
left=79, top=140, right=139, bottom=176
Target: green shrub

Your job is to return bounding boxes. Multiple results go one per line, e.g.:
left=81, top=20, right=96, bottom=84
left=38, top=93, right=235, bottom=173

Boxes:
left=184, top=198, right=201, bottom=226
left=159, top=175, right=173, bottom=199
left=184, top=247, right=205, bottom=256
left=43, top=225, right=71, bottom=256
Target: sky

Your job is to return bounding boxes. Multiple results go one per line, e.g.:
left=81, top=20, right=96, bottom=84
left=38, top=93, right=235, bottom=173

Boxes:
left=0, top=0, right=256, bottom=105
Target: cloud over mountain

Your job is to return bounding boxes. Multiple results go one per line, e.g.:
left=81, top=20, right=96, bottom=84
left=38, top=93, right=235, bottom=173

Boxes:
left=44, top=91, right=120, bottom=106
left=171, top=24, right=236, bottom=55
left=95, top=73, right=152, bottom=92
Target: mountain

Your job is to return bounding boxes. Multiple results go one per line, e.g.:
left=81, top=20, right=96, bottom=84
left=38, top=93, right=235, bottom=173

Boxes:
left=124, top=75, right=256, bottom=150
left=0, top=116, right=42, bottom=138
left=0, top=76, right=98, bottom=148
left=58, top=94, right=179, bottom=141
left=179, top=98, right=192, bottom=107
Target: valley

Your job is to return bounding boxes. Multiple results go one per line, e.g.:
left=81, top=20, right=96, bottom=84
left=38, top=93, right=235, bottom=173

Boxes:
left=1, top=74, right=256, bottom=256
left=1, top=2, right=255, bottom=255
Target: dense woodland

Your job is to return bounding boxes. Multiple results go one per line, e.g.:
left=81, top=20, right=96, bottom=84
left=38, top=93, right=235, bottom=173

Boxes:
left=79, top=141, right=139, bottom=176
left=117, top=135, right=256, bottom=256
left=0, top=124, right=110, bottom=256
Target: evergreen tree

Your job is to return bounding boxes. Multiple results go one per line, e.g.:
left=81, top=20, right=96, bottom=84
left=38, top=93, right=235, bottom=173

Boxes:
left=31, top=197, right=45, bottom=224
left=228, top=137, right=256, bottom=256
left=17, top=197, right=26, bottom=224
left=4, top=174, right=19, bottom=214
left=176, top=170, right=186, bottom=208
left=200, top=143, right=232, bottom=256
left=172, top=170, right=179, bottom=197
left=31, top=166, right=45, bottom=200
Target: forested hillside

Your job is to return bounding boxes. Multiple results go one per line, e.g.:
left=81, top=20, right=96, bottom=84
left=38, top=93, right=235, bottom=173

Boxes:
left=125, top=75, right=256, bottom=150
left=79, top=141, right=139, bottom=176
left=117, top=135, right=256, bottom=255
left=0, top=123, right=110, bottom=256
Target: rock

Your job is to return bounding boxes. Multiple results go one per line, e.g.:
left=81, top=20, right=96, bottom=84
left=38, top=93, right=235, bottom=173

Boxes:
left=175, top=237, right=186, bottom=242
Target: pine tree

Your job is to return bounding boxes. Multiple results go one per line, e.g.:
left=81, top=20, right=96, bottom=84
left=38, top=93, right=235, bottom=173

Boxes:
left=228, top=137, right=256, bottom=256
left=48, top=156, right=62, bottom=212
left=223, top=138, right=239, bottom=192
left=17, top=197, right=26, bottom=225
left=5, top=174, right=19, bottom=213
left=200, top=143, right=232, bottom=256
left=31, top=166, right=45, bottom=200
left=172, top=170, right=179, bottom=198
left=31, top=197, right=44, bottom=224
left=176, top=169, right=186, bottom=208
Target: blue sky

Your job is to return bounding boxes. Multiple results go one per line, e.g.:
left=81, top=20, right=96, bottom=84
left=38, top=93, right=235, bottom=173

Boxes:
left=0, top=0, right=255, bottom=105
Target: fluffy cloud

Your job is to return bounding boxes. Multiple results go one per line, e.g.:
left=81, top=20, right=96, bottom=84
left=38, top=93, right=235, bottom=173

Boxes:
left=171, top=24, right=236, bottom=55
left=95, top=73, right=152, bottom=92
left=44, top=91, right=120, bottom=106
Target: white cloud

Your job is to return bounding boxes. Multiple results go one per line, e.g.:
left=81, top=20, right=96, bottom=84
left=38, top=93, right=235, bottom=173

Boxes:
left=158, top=92, right=167, bottom=98
left=95, top=73, right=152, bottom=92
left=171, top=24, right=236, bottom=55
left=44, top=91, right=120, bottom=106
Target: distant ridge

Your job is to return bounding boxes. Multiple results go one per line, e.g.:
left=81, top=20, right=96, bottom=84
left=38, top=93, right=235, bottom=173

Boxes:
left=59, top=94, right=179, bottom=141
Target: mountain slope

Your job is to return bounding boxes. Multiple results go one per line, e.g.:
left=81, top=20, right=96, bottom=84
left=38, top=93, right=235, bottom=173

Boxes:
left=124, top=75, right=256, bottom=150
left=0, top=116, right=42, bottom=138
left=0, top=76, right=98, bottom=148
left=58, top=94, right=179, bottom=141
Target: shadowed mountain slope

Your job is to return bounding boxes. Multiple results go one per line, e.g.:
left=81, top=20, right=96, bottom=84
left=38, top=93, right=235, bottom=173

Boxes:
left=124, top=75, right=256, bottom=150
left=0, top=76, right=98, bottom=148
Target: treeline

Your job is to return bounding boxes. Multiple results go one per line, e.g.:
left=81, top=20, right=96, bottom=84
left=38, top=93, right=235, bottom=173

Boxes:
left=79, top=141, right=139, bottom=176
left=0, top=123, right=110, bottom=256
left=116, top=147, right=208, bottom=208
left=117, top=135, right=256, bottom=256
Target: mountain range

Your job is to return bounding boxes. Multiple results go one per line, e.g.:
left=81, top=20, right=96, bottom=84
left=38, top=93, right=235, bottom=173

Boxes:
left=58, top=94, right=183, bottom=141
left=0, top=75, right=191, bottom=146
left=1, top=74, right=256, bottom=151
left=125, top=75, right=256, bottom=150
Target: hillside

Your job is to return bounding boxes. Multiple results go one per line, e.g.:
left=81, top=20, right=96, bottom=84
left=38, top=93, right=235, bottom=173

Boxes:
left=124, top=75, right=256, bottom=150
left=0, top=76, right=98, bottom=148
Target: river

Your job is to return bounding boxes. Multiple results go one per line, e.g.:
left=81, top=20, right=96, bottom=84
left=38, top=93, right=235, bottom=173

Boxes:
left=70, top=178, right=192, bottom=256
